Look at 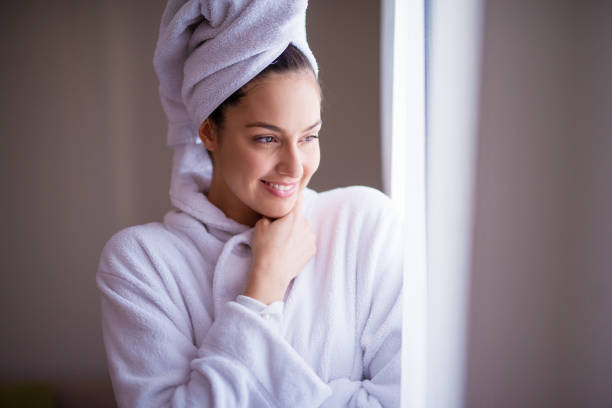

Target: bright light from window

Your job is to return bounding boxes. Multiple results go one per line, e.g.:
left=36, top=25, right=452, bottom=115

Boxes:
left=382, top=0, right=427, bottom=407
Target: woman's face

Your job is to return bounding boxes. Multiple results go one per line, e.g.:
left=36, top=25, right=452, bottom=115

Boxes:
left=200, top=71, right=322, bottom=226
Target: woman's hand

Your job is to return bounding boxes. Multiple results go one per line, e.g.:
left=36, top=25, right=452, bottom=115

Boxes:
left=244, top=194, right=316, bottom=305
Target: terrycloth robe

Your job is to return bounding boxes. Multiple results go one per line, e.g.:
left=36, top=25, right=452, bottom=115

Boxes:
left=97, top=152, right=403, bottom=407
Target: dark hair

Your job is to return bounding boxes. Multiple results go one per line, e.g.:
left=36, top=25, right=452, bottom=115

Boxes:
left=208, top=43, right=318, bottom=129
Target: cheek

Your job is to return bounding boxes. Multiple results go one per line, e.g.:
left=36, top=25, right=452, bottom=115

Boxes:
left=303, top=146, right=321, bottom=178
left=232, top=148, right=270, bottom=180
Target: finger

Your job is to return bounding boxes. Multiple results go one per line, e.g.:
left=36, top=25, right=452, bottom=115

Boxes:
left=256, top=217, right=270, bottom=229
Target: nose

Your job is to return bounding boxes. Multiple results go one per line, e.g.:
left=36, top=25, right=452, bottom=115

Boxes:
left=276, top=143, right=302, bottom=178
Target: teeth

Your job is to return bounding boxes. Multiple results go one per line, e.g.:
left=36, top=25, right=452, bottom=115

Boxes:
left=265, top=181, right=293, bottom=191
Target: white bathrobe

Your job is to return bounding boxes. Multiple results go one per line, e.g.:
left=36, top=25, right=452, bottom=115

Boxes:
left=97, top=146, right=403, bottom=407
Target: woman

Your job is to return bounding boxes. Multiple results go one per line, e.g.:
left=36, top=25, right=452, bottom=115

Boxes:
left=97, top=1, right=402, bottom=407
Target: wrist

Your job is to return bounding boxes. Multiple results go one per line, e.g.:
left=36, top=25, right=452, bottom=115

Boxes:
left=244, top=269, right=289, bottom=305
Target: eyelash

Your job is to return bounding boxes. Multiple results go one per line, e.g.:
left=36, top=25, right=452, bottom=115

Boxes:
left=254, top=135, right=319, bottom=144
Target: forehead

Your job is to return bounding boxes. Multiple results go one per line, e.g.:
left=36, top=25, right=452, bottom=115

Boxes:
left=228, top=72, right=321, bottom=131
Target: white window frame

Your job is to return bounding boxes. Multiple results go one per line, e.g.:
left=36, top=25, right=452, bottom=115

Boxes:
left=381, top=1, right=427, bottom=407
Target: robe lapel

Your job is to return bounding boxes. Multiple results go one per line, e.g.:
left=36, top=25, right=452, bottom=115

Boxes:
left=211, top=229, right=254, bottom=319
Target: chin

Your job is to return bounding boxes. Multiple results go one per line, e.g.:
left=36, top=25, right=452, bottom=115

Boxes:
left=257, top=202, right=294, bottom=219
left=260, top=208, right=291, bottom=220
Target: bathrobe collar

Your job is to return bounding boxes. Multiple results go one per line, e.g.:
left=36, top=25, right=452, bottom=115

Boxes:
left=166, top=142, right=256, bottom=316
left=168, top=143, right=250, bottom=237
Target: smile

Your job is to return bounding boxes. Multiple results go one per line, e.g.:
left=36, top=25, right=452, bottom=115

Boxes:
left=263, top=181, right=293, bottom=191
left=260, top=180, right=298, bottom=197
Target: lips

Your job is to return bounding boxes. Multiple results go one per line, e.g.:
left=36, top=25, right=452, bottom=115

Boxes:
left=260, top=179, right=298, bottom=197
left=261, top=180, right=294, bottom=191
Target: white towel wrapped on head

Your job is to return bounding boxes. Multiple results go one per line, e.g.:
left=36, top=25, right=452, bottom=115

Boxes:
left=153, top=0, right=318, bottom=147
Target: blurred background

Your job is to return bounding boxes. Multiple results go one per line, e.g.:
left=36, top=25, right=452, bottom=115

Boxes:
left=0, top=0, right=381, bottom=406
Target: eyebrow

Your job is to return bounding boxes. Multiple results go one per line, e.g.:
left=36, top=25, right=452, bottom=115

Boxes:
left=245, top=120, right=322, bottom=133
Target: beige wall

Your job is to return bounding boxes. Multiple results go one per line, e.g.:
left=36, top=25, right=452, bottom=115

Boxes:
left=307, top=1, right=382, bottom=190
left=0, top=0, right=380, bottom=398
left=465, top=1, right=612, bottom=406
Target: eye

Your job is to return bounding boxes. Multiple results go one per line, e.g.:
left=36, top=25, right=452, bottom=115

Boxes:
left=302, top=135, right=319, bottom=142
left=254, top=136, right=276, bottom=144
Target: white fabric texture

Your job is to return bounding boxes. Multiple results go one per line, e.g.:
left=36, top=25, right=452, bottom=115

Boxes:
left=97, top=181, right=403, bottom=407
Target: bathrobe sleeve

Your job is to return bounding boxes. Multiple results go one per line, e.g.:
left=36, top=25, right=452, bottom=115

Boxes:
left=97, top=227, right=332, bottom=408
left=320, top=188, right=404, bottom=407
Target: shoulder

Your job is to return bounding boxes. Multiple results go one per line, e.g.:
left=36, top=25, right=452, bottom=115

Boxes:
left=322, top=185, right=392, bottom=206
left=98, top=222, right=169, bottom=275
left=101, top=222, right=167, bottom=256
left=305, top=185, right=399, bottom=223
left=97, top=213, right=201, bottom=284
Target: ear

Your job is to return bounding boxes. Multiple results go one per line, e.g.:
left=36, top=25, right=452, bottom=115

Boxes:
left=198, top=118, right=218, bottom=152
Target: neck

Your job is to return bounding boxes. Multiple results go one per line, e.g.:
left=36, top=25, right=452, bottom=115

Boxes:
left=207, top=177, right=261, bottom=227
